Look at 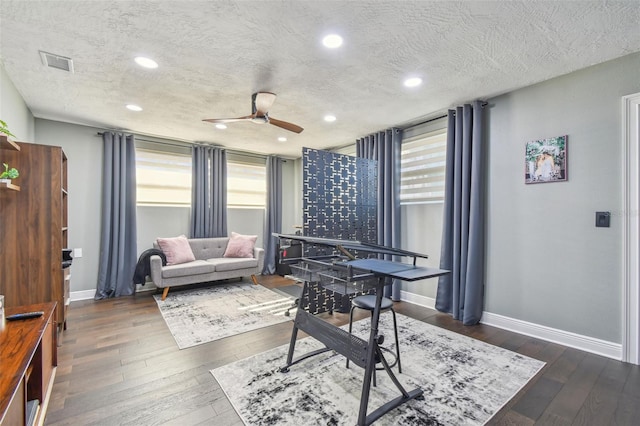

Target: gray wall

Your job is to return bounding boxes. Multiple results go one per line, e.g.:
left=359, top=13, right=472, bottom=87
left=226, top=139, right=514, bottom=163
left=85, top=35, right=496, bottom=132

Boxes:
left=485, top=52, right=640, bottom=343
left=399, top=203, right=443, bottom=298
left=137, top=206, right=191, bottom=251
left=227, top=208, right=265, bottom=247
left=0, top=65, right=34, bottom=140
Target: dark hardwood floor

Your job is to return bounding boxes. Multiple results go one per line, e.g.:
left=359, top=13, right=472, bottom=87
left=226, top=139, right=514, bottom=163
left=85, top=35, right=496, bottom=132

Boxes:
left=45, top=276, right=640, bottom=425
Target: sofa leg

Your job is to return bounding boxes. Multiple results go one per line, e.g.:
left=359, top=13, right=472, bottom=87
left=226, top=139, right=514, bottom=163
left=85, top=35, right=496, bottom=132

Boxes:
left=251, top=274, right=258, bottom=285
left=161, top=287, right=170, bottom=300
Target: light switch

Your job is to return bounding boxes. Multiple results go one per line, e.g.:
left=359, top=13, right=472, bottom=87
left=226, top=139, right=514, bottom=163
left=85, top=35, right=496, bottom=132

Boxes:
left=595, top=212, right=610, bottom=228
left=73, top=248, right=83, bottom=258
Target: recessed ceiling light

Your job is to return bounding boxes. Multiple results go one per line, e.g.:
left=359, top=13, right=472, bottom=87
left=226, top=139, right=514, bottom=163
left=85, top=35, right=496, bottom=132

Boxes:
left=134, top=56, right=158, bottom=69
left=324, top=115, right=337, bottom=122
left=322, top=34, right=343, bottom=49
left=215, top=124, right=227, bottom=130
left=126, top=104, right=142, bottom=111
left=278, top=137, right=287, bottom=142
left=404, top=77, right=423, bottom=88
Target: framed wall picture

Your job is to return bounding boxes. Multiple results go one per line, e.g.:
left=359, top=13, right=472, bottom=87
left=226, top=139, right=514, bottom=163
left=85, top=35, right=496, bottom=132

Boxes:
left=525, top=135, right=567, bottom=184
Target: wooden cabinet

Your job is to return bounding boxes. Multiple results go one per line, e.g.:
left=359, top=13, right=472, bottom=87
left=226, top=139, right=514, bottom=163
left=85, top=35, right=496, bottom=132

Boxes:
left=0, top=302, right=57, bottom=426
left=0, top=142, right=68, bottom=333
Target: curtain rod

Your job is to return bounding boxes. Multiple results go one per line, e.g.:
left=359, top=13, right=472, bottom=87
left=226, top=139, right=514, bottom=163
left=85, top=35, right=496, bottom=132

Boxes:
left=400, top=114, right=447, bottom=131
left=401, top=101, right=488, bottom=131
left=96, top=131, right=193, bottom=148
left=96, top=131, right=274, bottom=161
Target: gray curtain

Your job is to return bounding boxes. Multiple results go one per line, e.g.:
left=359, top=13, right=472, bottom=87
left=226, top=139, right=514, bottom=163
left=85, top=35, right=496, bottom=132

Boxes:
left=436, top=101, right=485, bottom=325
left=356, top=128, right=402, bottom=300
left=262, top=156, right=283, bottom=275
left=95, top=132, right=137, bottom=299
left=191, top=146, right=227, bottom=238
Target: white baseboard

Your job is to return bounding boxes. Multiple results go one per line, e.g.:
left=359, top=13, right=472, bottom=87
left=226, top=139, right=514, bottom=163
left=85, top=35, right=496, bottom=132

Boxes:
left=136, top=283, right=157, bottom=293
left=70, top=283, right=156, bottom=302
left=399, top=291, right=622, bottom=360
left=399, top=290, right=435, bottom=309
left=70, top=289, right=95, bottom=301
left=480, top=311, right=622, bottom=361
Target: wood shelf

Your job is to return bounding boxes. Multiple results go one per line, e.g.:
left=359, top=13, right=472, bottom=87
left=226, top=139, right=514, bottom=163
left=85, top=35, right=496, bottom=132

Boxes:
left=0, top=181, right=20, bottom=191
left=0, top=143, right=68, bottom=338
left=0, top=303, right=56, bottom=426
left=1, top=135, right=21, bottom=191
left=0, top=134, right=20, bottom=151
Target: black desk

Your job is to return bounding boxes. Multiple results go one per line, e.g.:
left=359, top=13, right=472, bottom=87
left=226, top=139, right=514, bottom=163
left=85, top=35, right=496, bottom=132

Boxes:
left=347, top=258, right=449, bottom=282
left=276, top=235, right=448, bottom=425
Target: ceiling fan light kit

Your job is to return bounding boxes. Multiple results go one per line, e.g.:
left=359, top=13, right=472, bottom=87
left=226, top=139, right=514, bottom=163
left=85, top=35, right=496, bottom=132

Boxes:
left=203, top=92, right=304, bottom=134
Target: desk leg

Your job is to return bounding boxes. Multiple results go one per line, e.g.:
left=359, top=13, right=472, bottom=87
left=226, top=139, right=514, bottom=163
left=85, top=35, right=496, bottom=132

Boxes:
left=281, top=281, right=307, bottom=371
left=356, top=279, right=385, bottom=425
left=282, top=321, right=300, bottom=371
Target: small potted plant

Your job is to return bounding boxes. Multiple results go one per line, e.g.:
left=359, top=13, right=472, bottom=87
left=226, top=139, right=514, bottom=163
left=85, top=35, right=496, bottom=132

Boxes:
left=0, top=162, right=19, bottom=184
left=0, top=120, right=16, bottom=138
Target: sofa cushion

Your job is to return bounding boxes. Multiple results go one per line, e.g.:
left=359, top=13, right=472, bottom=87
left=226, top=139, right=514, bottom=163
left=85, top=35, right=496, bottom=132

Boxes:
left=188, top=237, right=229, bottom=260
left=207, top=257, right=259, bottom=272
left=157, top=235, right=196, bottom=265
left=223, top=232, right=257, bottom=258
left=161, top=260, right=216, bottom=278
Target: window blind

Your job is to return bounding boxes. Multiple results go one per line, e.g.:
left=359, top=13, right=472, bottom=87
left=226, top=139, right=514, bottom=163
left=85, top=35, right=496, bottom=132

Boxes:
left=227, top=161, right=266, bottom=208
left=400, top=129, right=447, bottom=204
left=135, top=148, right=192, bottom=206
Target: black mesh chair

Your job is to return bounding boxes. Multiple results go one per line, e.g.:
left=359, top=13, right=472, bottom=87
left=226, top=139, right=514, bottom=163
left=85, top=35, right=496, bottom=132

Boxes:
left=346, top=294, right=401, bottom=386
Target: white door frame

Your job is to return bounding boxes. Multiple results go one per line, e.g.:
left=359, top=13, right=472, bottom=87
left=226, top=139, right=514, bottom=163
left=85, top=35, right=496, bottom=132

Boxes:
left=623, top=92, right=640, bottom=365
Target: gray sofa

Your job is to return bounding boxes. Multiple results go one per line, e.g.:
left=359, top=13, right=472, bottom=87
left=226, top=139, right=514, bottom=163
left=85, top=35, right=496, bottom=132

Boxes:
left=150, top=237, right=264, bottom=300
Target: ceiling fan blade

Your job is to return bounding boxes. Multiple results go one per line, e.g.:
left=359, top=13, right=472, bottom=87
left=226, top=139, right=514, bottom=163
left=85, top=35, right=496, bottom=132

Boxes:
left=253, top=92, right=277, bottom=115
left=268, top=117, right=304, bottom=134
left=202, top=115, right=254, bottom=124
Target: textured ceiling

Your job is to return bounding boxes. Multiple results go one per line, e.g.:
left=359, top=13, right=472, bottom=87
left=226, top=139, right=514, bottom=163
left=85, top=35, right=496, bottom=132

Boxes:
left=1, top=1, right=639, bottom=158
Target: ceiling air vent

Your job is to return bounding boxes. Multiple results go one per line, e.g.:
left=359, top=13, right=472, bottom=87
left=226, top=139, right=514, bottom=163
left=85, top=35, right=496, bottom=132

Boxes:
left=39, top=51, right=74, bottom=73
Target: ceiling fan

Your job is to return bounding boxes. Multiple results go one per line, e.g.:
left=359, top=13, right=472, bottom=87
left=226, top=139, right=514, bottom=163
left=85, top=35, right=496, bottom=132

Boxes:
left=203, top=92, right=303, bottom=134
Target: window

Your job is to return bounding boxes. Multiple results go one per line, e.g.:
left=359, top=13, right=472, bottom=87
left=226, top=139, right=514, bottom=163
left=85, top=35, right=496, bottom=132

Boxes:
left=136, top=148, right=192, bottom=206
left=400, top=128, right=447, bottom=204
left=332, top=143, right=357, bottom=156
left=227, top=160, right=266, bottom=208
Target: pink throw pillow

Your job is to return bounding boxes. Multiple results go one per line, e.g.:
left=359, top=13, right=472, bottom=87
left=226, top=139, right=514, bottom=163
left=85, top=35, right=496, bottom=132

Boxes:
left=157, top=235, right=196, bottom=265
left=223, top=232, right=257, bottom=258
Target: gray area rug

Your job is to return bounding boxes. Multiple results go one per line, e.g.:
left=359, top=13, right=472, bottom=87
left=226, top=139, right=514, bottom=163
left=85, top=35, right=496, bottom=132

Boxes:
left=154, top=282, right=294, bottom=349
left=212, top=314, right=545, bottom=425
